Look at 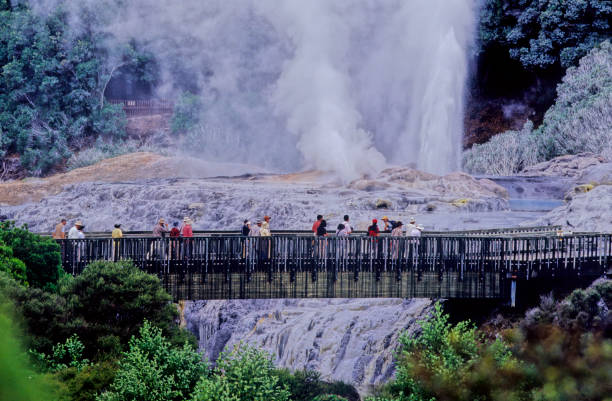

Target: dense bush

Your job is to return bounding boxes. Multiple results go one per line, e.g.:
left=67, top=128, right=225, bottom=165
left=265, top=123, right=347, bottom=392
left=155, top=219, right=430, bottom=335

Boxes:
left=480, top=0, right=612, bottom=70
left=1, top=260, right=193, bottom=358
left=190, top=344, right=290, bottom=401
left=0, top=221, right=63, bottom=290
left=57, top=260, right=194, bottom=357
left=31, top=334, right=91, bottom=373
left=463, top=120, right=539, bottom=174
left=97, top=321, right=206, bottom=401
left=273, top=368, right=360, bottom=401
left=535, top=40, right=612, bottom=159
left=369, top=283, right=612, bottom=401
left=465, top=41, right=612, bottom=174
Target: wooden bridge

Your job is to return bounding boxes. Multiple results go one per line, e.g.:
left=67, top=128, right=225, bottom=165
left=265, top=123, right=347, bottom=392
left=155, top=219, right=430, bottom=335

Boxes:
left=57, top=231, right=611, bottom=303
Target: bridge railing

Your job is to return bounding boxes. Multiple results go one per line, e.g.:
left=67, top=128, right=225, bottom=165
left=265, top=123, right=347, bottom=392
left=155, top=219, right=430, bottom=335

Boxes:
left=56, top=234, right=610, bottom=300
left=58, top=234, right=611, bottom=276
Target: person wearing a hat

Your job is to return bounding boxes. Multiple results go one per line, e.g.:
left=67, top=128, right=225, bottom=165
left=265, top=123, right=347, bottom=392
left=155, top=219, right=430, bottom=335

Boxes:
left=249, top=221, right=262, bottom=236
left=381, top=216, right=397, bottom=233
left=260, top=216, right=271, bottom=237
left=368, top=219, right=380, bottom=237
left=406, top=217, right=424, bottom=237
left=68, top=220, right=84, bottom=239
left=152, top=218, right=168, bottom=237
left=181, top=217, right=193, bottom=238
left=391, top=221, right=404, bottom=237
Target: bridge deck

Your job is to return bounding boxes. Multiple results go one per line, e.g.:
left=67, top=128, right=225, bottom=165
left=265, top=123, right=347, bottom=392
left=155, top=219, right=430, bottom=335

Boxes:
left=57, top=234, right=611, bottom=301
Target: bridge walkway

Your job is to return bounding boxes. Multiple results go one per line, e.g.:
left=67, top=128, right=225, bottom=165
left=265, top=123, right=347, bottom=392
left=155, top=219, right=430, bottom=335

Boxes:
left=57, top=232, right=611, bottom=302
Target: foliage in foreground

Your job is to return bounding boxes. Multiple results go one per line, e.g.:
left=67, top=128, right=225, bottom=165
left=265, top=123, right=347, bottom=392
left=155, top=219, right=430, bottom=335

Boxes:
left=0, top=259, right=192, bottom=358
left=464, top=40, right=612, bottom=174
left=368, top=281, right=612, bottom=401
left=190, top=344, right=290, bottom=401
left=0, top=301, right=57, bottom=401
left=97, top=321, right=206, bottom=401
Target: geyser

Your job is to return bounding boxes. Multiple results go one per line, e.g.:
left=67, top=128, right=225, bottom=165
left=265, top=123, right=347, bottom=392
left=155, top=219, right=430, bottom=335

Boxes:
left=31, top=0, right=475, bottom=179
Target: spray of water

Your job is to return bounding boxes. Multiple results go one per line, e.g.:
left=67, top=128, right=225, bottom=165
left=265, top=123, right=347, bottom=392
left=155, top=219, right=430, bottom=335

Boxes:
left=28, top=0, right=475, bottom=179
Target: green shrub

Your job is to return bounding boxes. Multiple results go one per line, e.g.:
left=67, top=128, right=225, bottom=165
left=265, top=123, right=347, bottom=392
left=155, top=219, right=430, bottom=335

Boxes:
left=30, top=334, right=91, bottom=373
left=54, top=360, right=118, bottom=401
left=190, top=343, right=290, bottom=401
left=97, top=321, right=206, bottom=401
left=273, top=369, right=359, bottom=401
left=0, top=221, right=63, bottom=291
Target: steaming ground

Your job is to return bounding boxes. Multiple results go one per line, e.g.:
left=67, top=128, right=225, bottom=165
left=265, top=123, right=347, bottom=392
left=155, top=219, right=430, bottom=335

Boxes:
left=0, top=152, right=585, bottom=233
left=28, top=0, right=474, bottom=179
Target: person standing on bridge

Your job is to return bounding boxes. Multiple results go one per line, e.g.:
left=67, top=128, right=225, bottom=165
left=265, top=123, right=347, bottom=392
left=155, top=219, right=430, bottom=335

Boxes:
left=406, top=217, right=423, bottom=237
left=381, top=216, right=396, bottom=233
left=242, top=220, right=251, bottom=236
left=169, top=222, right=180, bottom=259
left=153, top=219, right=168, bottom=237
left=111, top=224, right=122, bottom=261
left=312, top=215, right=323, bottom=236
left=68, top=221, right=84, bottom=239
left=341, top=215, right=352, bottom=234
left=52, top=219, right=67, bottom=239
left=181, top=217, right=194, bottom=260
left=368, top=219, right=379, bottom=237
left=260, top=216, right=271, bottom=237
left=151, top=218, right=168, bottom=261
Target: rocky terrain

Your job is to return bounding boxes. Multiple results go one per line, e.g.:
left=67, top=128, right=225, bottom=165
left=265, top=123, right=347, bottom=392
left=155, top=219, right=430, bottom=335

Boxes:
left=183, top=298, right=432, bottom=395
left=518, top=154, right=612, bottom=232
left=0, top=152, right=513, bottom=233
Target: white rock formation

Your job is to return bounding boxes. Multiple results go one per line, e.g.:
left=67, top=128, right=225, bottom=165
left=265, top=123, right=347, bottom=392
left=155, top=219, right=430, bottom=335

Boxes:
left=184, top=298, right=432, bottom=395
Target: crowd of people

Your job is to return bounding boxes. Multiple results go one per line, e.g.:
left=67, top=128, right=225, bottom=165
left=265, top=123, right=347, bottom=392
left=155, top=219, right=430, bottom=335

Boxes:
left=311, top=214, right=424, bottom=237
left=51, top=213, right=423, bottom=239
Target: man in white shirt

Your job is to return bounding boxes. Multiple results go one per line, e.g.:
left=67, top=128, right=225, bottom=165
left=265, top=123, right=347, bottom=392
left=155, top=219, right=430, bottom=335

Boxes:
left=406, top=217, right=423, bottom=237
left=341, top=215, right=352, bottom=234
left=68, top=221, right=84, bottom=239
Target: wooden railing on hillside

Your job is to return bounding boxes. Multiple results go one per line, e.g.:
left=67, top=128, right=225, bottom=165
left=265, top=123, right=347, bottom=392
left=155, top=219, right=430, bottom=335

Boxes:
left=56, top=234, right=611, bottom=301
left=107, top=99, right=174, bottom=116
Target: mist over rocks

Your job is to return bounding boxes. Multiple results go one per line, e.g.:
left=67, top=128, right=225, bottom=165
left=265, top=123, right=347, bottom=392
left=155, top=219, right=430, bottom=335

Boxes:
left=183, top=298, right=432, bottom=395
left=0, top=154, right=512, bottom=232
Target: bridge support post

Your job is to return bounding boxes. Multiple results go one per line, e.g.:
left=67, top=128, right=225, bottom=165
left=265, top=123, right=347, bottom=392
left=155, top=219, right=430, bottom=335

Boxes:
left=510, top=276, right=517, bottom=308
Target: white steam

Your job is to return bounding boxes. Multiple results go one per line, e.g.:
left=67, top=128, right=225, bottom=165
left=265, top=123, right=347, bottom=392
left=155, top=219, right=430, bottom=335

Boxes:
left=27, top=0, right=475, bottom=179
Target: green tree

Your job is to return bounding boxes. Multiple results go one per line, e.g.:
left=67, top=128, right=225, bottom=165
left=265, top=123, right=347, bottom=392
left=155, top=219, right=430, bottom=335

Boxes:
left=0, top=221, right=62, bottom=290
left=190, top=344, right=290, bottom=401
left=0, top=1, right=137, bottom=175
left=58, top=260, right=193, bottom=357
left=97, top=321, right=206, bottom=401
left=480, top=0, right=612, bottom=70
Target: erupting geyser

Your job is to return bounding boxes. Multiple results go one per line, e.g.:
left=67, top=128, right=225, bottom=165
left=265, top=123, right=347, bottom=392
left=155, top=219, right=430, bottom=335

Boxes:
left=36, top=0, right=476, bottom=179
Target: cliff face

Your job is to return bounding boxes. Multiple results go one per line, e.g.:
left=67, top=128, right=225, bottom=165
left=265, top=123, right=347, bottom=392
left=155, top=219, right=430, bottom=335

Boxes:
left=183, top=298, right=432, bottom=395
